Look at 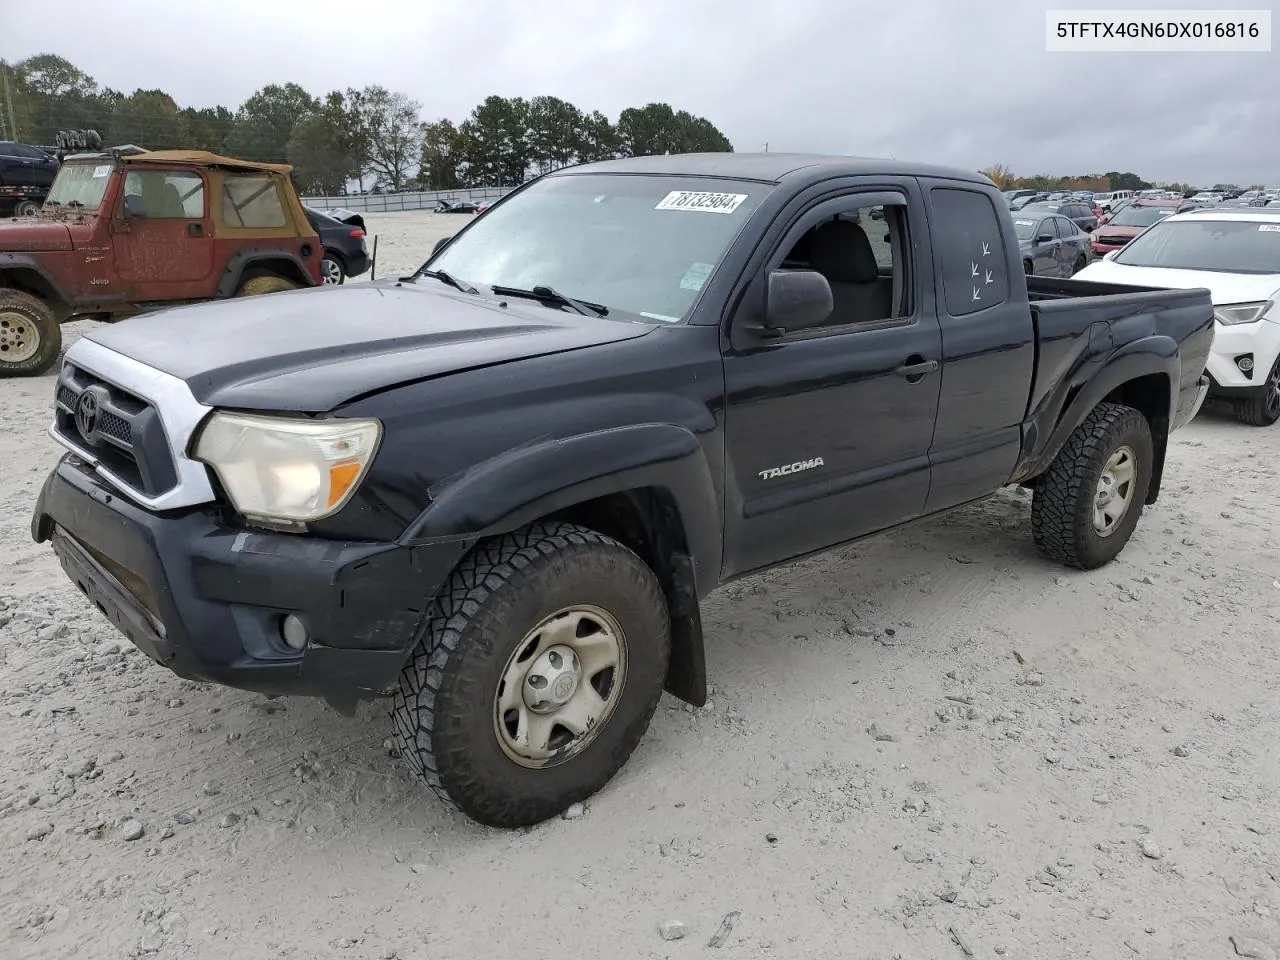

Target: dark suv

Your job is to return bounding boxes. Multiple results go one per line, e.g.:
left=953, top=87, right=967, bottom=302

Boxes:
left=0, top=141, right=60, bottom=217
left=1022, top=198, right=1098, bottom=232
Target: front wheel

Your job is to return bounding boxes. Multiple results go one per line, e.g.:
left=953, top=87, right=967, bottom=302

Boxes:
left=391, top=522, right=671, bottom=828
left=0, top=289, right=61, bottom=377
left=14, top=200, right=40, bottom=217
left=1031, top=402, right=1153, bottom=570
left=1233, top=355, right=1280, bottom=426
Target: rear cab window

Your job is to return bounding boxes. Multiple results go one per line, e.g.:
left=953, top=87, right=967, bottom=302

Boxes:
left=927, top=187, right=1010, bottom=317
left=222, top=175, right=287, bottom=228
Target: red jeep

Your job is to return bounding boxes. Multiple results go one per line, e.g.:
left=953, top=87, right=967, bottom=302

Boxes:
left=0, top=149, right=325, bottom=377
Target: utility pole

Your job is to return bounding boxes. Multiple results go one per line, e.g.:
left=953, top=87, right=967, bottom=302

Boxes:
left=1, top=63, right=16, bottom=142
left=764, top=142, right=769, bottom=152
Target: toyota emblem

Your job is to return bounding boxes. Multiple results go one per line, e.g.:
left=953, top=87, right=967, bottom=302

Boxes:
left=75, top=389, right=100, bottom=442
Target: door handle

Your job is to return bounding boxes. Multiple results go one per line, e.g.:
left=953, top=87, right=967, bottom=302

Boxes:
left=187, top=223, right=204, bottom=237
left=895, top=356, right=939, bottom=383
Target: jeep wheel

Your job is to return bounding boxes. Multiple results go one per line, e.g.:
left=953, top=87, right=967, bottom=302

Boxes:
left=320, top=256, right=345, bottom=285
left=1031, top=402, right=1153, bottom=570
left=1232, top=355, right=1280, bottom=426
left=0, top=290, right=61, bottom=377
left=15, top=200, right=40, bottom=217
left=391, top=522, right=671, bottom=828
left=234, top=274, right=300, bottom=297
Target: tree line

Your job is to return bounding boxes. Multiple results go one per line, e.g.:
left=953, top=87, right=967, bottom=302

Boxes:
left=979, top=164, right=1259, bottom=195
left=0, top=54, right=734, bottom=195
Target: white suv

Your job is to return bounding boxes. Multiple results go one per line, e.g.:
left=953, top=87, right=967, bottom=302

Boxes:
left=1074, top=208, right=1280, bottom=426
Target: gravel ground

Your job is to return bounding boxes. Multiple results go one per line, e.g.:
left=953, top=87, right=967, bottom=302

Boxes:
left=4, top=212, right=1280, bottom=960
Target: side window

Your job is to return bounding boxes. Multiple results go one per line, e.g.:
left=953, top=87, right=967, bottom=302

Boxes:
left=122, top=170, right=205, bottom=219
left=222, top=175, right=286, bottom=228
left=777, top=200, right=905, bottom=328
left=1051, top=217, right=1070, bottom=239
left=928, top=187, right=1010, bottom=317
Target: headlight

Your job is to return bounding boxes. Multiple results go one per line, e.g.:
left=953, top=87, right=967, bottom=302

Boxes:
left=192, top=412, right=381, bottom=522
left=1214, top=300, right=1273, bottom=325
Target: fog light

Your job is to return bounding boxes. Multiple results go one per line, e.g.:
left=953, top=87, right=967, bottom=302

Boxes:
left=280, top=614, right=309, bottom=651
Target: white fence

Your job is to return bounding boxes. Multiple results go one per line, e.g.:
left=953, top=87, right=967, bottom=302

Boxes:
left=300, top=186, right=513, bottom=213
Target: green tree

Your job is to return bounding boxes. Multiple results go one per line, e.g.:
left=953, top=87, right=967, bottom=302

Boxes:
left=224, top=82, right=318, bottom=163
left=178, top=105, right=234, bottom=152
left=5, top=53, right=104, bottom=144
left=526, top=95, right=582, bottom=175
left=616, top=102, right=732, bottom=156
left=418, top=119, right=464, bottom=190
left=575, top=110, right=619, bottom=163
left=346, top=85, right=423, bottom=191
left=286, top=92, right=363, bottom=195
left=458, top=95, right=531, bottom=186
left=108, top=89, right=184, bottom=148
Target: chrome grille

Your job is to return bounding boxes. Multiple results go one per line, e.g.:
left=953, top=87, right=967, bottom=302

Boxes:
left=53, top=362, right=178, bottom=497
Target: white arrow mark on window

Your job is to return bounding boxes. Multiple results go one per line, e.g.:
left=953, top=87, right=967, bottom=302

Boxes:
left=984, top=269, right=994, bottom=284
left=970, top=261, right=979, bottom=277
left=982, top=241, right=991, bottom=256
left=972, top=285, right=982, bottom=302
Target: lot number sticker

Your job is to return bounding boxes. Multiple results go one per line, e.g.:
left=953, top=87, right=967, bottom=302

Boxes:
left=92, top=165, right=111, bottom=178
left=1259, top=224, right=1280, bottom=232
left=655, top=191, right=748, bottom=214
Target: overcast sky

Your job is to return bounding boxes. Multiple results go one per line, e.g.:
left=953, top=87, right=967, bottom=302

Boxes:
left=3, top=0, right=1276, bottom=185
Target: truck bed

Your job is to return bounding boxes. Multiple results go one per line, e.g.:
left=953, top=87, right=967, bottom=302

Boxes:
left=1022, top=274, right=1215, bottom=460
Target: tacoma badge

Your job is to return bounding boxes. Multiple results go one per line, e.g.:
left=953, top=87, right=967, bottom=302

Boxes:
left=758, top=457, right=825, bottom=480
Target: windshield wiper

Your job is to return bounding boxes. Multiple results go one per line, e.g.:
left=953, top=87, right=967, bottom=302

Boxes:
left=420, top=269, right=478, bottom=295
left=491, top=284, right=608, bottom=317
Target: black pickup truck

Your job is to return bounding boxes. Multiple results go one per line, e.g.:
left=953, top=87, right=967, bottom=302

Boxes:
left=31, top=153, right=1214, bottom=828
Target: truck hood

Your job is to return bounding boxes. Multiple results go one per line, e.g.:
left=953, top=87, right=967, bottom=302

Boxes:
left=1074, top=258, right=1280, bottom=308
left=81, top=279, right=662, bottom=411
left=0, top=219, right=73, bottom=251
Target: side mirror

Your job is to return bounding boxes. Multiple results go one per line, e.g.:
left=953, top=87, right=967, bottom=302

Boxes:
left=122, top=194, right=147, bottom=218
left=763, top=269, right=832, bottom=335
left=432, top=235, right=453, bottom=254
left=1036, top=233, right=1054, bottom=243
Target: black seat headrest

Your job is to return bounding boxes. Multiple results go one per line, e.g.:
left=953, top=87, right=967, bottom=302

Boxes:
left=808, top=218, right=880, bottom=283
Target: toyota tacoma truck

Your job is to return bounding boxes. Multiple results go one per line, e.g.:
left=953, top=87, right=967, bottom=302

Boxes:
left=31, top=153, right=1214, bottom=828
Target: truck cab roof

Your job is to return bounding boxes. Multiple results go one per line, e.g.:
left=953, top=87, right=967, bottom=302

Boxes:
left=553, top=152, right=994, bottom=187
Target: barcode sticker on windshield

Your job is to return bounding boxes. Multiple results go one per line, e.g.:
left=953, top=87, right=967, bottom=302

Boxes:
left=91, top=165, right=111, bottom=178
left=655, top=191, right=747, bottom=214
left=1258, top=224, right=1280, bottom=232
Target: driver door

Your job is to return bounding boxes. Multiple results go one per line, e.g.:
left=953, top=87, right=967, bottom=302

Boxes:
left=112, top=168, right=215, bottom=301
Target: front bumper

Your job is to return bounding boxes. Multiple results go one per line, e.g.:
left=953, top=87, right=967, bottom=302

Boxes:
left=31, top=455, right=465, bottom=700
left=1204, top=319, right=1280, bottom=394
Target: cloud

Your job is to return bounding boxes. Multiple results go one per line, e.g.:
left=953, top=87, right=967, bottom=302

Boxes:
left=3, top=0, right=1275, bottom=185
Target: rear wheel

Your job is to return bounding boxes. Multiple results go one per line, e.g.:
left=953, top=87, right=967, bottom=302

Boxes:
left=391, top=522, right=671, bottom=828
left=320, top=255, right=346, bottom=285
left=0, top=289, right=61, bottom=377
left=1031, top=402, right=1153, bottom=570
left=234, top=274, right=300, bottom=297
left=1232, top=355, right=1280, bottom=426
left=1072, top=255, right=1087, bottom=274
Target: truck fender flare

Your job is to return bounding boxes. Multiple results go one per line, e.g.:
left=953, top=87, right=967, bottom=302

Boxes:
left=1022, top=337, right=1178, bottom=484
left=215, top=248, right=317, bottom=297
left=403, top=423, right=722, bottom=708
left=0, top=252, right=72, bottom=306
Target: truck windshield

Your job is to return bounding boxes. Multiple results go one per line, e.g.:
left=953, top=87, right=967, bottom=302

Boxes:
left=422, top=173, right=770, bottom=323
left=1115, top=219, right=1280, bottom=275
left=45, top=162, right=113, bottom=210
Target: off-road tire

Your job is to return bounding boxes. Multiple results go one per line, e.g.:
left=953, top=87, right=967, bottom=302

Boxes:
left=391, top=521, right=671, bottom=828
left=1031, top=402, right=1153, bottom=570
left=233, top=274, right=300, bottom=297
left=1232, top=355, right=1280, bottom=426
left=0, top=289, right=61, bottom=377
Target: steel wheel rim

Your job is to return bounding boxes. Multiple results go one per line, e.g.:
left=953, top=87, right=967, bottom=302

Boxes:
left=0, top=311, right=40, bottom=363
left=321, top=259, right=342, bottom=284
left=494, top=604, right=628, bottom=769
left=1093, top=443, right=1137, bottom=536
